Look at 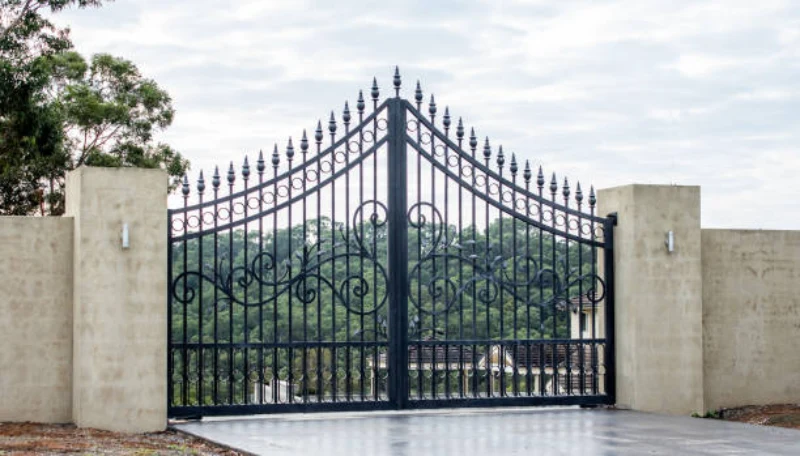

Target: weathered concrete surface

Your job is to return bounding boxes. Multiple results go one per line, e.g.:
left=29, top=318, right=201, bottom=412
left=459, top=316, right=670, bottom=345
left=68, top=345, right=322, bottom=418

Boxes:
left=175, top=408, right=800, bottom=456
left=66, top=167, right=168, bottom=433
left=599, top=185, right=704, bottom=415
left=702, top=229, right=800, bottom=410
left=0, top=217, right=74, bottom=423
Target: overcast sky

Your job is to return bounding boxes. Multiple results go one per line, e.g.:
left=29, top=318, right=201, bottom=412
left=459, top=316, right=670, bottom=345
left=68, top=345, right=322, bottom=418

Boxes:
left=54, top=0, right=800, bottom=229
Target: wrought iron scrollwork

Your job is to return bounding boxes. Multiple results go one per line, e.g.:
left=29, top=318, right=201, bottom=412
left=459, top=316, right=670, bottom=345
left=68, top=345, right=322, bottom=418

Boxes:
left=407, top=201, right=606, bottom=317
left=171, top=200, right=390, bottom=318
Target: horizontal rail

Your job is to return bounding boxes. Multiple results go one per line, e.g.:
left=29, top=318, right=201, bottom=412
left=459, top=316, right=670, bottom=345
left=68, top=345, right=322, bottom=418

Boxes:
left=170, top=100, right=388, bottom=215
left=170, top=136, right=387, bottom=241
left=171, top=341, right=389, bottom=349
left=407, top=139, right=605, bottom=247
left=405, top=100, right=607, bottom=225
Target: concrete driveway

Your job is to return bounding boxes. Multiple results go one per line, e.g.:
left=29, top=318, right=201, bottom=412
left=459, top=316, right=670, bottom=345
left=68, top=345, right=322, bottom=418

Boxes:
left=175, top=407, right=800, bottom=455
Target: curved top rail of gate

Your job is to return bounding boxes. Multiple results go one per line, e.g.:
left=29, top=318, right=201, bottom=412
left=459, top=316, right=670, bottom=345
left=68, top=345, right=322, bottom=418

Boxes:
left=169, top=67, right=611, bottom=246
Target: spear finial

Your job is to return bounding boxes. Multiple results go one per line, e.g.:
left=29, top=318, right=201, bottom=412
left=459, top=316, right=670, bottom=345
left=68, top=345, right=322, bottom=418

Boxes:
left=537, top=166, right=545, bottom=189
left=357, top=90, right=365, bottom=114
left=271, top=144, right=280, bottom=167
left=371, top=77, right=379, bottom=102
left=197, top=170, right=205, bottom=193
left=257, top=150, right=265, bottom=174
left=393, top=66, right=401, bottom=97
left=300, top=130, right=309, bottom=154
left=227, top=161, right=235, bottom=185
left=315, top=120, right=323, bottom=144
left=328, top=111, right=337, bottom=135
left=469, top=128, right=478, bottom=152
left=497, top=145, right=505, bottom=168
left=242, top=156, right=250, bottom=179
left=212, top=166, right=220, bottom=189
left=343, top=101, right=351, bottom=126
left=286, top=137, right=294, bottom=161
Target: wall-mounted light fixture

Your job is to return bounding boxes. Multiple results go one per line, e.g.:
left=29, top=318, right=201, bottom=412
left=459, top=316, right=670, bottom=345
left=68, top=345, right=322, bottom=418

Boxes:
left=121, top=223, right=130, bottom=249
left=665, top=230, right=674, bottom=253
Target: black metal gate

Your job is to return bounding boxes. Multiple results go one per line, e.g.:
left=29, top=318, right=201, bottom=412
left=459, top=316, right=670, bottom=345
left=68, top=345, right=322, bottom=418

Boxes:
left=168, top=69, right=616, bottom=417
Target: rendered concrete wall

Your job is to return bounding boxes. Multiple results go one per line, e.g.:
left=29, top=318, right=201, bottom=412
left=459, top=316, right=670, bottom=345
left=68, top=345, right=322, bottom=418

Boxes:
left=599, top=185, right=705, bottom=415
left=702, top=229, right=800, bottom=410
left=66, top=167, right=168, bottom=433
left=0, top=217, right=74, bottom=423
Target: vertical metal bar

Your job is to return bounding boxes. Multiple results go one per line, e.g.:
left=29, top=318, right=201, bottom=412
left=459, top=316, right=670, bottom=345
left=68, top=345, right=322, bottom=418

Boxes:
left=442, top=113, right=450, bottom=399
left=603, top=213, right=617, bottom=403
left=538, top=177, right=545, bottom=396
left=415, top=105, right=423, bottom=401
left=577, top=197, right=584, bottom=396
left=243, top=167, right=249, bottom=405
left=167, top=213, right=174, bottom=411
left=371, top=101, right=379, bottom=402
left=213, top=184, right=219, bottom=405
left=287, top=149, right=294, bottom=404
left=590, top=202, right=598, bottom=395
left=301, top=142, right=309, bottom=403
left=227, top=175, right=234, bottom=405
left=498, top=161, right=505, bottom=397
left=483, top=152, right=491, bottom=399
left=470, top=132, right=478, bottom=399
left=198, top=189, right=205, bottom=406
left=344, top=119, right=352, bottom=403
left=182, top=196, right=189, bottom=406
left=356, top=106, right=366, bottom=402
left=357, top=109, right=366, bottom=402
left=315, top=131, right=323, bottom=403
left=258, top=164, right=264, bottom=405
left=330, top=122, right=338, bottom=403
left=429, top=108, right=437, bottom=400
left=550, top=183, right=558, bottom=396
left=511, top=169, right=518, bottom=397
left=456, top=123, right=464, bottom=399
left=524, top=176, right=532, bottom=396
left=386, top=98, right=409, bottom=409
left=272, top=160, right=279, bottom=404
left=563, top=191, right=571, bottom=396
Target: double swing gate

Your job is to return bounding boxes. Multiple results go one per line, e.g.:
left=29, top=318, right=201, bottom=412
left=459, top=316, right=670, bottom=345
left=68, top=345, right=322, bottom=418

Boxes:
left=168, top=69, right=616, bottom=417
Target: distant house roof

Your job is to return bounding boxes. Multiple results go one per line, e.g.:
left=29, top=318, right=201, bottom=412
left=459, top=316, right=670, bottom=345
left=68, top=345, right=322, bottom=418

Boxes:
left=560, top=294, right=604, bottom=312
left=510, top=343, right=597, bottom=369
left=408, top=343, right=476, bottom=365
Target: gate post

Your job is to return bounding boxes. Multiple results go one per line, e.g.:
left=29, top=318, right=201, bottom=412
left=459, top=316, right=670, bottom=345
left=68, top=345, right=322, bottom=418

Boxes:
left=386, top=98, right=409, bottom=408
left=598, top=184, right=704, bottom=415
left=66, top=167, right=168, bottom=432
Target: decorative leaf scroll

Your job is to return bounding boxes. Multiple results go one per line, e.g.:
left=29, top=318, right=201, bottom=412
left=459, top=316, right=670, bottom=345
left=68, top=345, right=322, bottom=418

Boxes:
left=171, top=200, right=390, bottom=318
left=407, top=202, right=605, bottom=317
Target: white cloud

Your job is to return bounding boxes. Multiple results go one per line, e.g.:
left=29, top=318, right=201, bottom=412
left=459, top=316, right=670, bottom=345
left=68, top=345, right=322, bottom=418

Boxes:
left=51, top=0, right=800, bottom=229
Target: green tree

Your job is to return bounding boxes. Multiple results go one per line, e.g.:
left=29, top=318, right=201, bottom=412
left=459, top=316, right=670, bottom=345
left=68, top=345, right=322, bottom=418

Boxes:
left=0, top=0, right=188, bottom=215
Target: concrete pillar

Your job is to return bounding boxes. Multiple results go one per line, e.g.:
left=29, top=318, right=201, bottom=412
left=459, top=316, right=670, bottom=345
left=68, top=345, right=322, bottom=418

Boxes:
left=65, top=167, right=168, bottom=433
left=599, top=184, right=704, bottom=415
